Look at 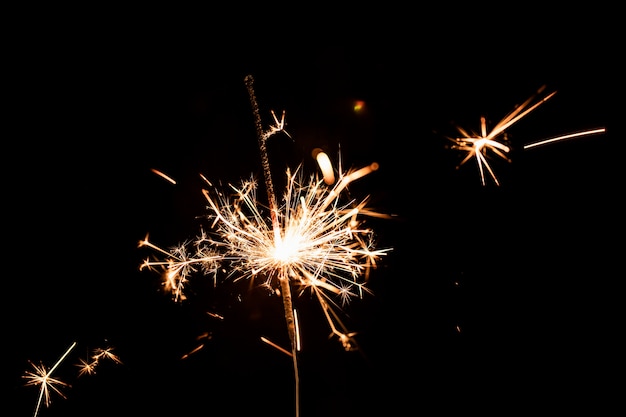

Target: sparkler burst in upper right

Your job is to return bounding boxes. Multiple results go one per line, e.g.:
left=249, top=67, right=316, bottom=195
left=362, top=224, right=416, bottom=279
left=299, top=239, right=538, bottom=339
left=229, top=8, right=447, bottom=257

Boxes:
left=446, top=85, right=605, bottom=186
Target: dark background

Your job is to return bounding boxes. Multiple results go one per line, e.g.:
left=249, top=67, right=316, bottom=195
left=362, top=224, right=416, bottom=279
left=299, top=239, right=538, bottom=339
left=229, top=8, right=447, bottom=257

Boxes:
left=7, top=10, right=620, bottom=417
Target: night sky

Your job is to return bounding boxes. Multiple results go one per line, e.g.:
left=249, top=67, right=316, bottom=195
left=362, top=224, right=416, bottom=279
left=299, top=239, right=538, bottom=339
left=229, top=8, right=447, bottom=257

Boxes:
left=7, top=13, right=620, bottom=417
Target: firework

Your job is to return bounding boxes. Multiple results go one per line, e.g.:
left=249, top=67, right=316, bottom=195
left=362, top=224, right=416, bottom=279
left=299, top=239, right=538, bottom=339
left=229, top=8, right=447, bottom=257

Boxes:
left=139, top=75, right=391, bottom=417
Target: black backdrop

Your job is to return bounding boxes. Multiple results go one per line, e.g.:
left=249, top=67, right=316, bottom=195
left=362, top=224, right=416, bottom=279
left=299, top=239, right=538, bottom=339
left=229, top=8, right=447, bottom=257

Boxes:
left=7, top=10, right=620, bottom=417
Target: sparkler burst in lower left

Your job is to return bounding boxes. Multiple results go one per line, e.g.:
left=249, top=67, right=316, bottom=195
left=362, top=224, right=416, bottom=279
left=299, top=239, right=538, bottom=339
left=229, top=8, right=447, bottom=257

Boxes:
left=23, top=342, right=76, bottom=417
left=23, top=341, right=122, bottom=416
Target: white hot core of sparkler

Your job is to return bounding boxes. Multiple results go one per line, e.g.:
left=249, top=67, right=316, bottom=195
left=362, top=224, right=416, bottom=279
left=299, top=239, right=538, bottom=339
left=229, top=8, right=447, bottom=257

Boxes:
left=272, top=237, right=299, bottom=264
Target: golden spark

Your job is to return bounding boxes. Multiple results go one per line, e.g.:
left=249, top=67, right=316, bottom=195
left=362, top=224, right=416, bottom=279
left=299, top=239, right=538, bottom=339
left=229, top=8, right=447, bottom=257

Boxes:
left=23, top=341, right=76, bottom=417
left=448, top=85, right=557, bottom=186
left=139, top=75, right=391, bottom=417
left=261, top=336, right=293, bottom=357
left=91, top=346, right=123, bottom=365
left=150, top=168, right=177, bottom=185
left=75, top=344, right=122, bottom=377
left=76, top=358, right=98, bottom=377
left=523, top=127, right=606, bottom=150
left=181, top=332, right=213, bottom=360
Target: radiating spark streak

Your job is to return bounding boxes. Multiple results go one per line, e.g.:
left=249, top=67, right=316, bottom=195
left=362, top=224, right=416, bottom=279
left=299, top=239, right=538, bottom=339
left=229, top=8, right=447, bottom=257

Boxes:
left=322, top=163, right=379, bottom=208
left=151, top=168, right=177, bottom=185
left=270, top=109, right=292, bottom=139
left=312, top=148, right=335, bottom=185
left=181, top=344, right=205, bottom=359
left=523, top=127, right=606, bottom=150
left=261, top=336, right=293, bottom=357
left=294, top=309, right=301, bottom=351
left=486, top=86, right=557, bottom=140
left=77, top=345, right=122, bottom=376
left=448, top=85, right=557, bottom=186
left=206, top=311, right=224, bottom=320
left=23, top=341, right=76, bottom=417
left=319, top=294, right=359, bottom=351
left=181, top=332, right=213, bottom=359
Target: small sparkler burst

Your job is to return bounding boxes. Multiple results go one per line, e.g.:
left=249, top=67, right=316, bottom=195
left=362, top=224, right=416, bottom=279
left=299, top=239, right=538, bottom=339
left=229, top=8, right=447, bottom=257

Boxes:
left=446, top=85, right=605, bottom=185
left=139, top=75, right=391, bottom=417
left=23, top=342, right=76, bottom=417
left=76, top=346, right=123, bottom=377
left=23, top=341, right=121, bottom=417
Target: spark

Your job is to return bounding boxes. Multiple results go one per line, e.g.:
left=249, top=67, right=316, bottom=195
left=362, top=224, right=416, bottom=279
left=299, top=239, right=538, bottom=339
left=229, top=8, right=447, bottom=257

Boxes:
left=448, top=85, right=557, bottom=186
left=523, top=127, right=606, bottom=150
left=76, top=358, right=98, bottom=377
left=206, top=311, right=224, bottom=320
left=91, top=346, right=123, bottom=365
left=294, top=308, right=301, bottom=352
left=261, top=336, right=293, bottom=357
left=151, top=168, right=177, bottom=185
left=181, top=332, right=213, bottom=359
left=181, top=344, right=205, bottom=360
left=23, top=341, right=76, bottom=417
left=75, top=344, right=122, bottom=378
left=312, top=148, right=335, bottom=185
left=139, top=75, right=391, bottom=417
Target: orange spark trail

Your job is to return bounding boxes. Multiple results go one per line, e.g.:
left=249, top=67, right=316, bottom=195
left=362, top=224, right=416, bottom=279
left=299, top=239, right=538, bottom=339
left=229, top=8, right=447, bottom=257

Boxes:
left=523, top=128, right=606, bottom=150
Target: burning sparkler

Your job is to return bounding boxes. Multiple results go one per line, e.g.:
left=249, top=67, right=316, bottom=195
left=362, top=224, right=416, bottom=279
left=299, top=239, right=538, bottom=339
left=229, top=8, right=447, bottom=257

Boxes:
left=139, top=75, right=391, bottom=417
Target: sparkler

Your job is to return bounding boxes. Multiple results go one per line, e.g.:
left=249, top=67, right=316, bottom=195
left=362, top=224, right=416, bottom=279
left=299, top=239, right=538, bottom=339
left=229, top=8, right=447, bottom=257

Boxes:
left=139, top=75, right=391, bottom=417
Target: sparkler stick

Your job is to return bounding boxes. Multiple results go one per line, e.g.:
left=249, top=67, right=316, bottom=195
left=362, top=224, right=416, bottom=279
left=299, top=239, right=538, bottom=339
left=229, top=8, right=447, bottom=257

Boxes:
left=244, top=74, right=301, bottom=417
